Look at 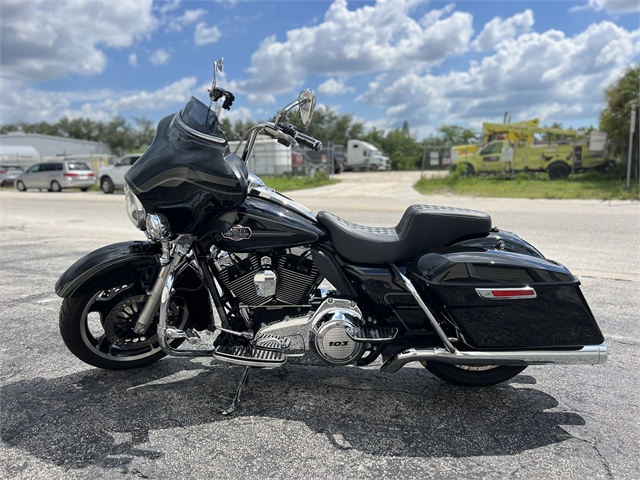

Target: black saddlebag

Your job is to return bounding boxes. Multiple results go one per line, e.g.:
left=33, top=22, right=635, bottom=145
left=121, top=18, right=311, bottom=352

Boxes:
left=409, top=251, right=604, bottom=349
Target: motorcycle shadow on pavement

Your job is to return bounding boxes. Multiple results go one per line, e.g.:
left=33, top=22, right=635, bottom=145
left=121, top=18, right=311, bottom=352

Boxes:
left=1, top=358, right=584, bottom=471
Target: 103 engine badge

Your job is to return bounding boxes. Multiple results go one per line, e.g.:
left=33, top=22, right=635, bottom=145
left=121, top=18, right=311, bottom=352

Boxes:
left=222, top=225, right=252, bottom=241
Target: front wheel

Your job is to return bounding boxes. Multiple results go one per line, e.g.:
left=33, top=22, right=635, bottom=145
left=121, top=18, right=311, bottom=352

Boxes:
left=425, top=362, right=527, bottom=387
left=100, top=177, right=114, bottom=194
left=59, top=287, right=187, bottom=369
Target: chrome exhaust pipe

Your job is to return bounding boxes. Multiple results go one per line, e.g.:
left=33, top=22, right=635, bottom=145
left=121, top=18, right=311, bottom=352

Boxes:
left=380, top=343, right=608, bottom=374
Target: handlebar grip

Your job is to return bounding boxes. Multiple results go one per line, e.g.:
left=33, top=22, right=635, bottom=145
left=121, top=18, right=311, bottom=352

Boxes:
left=294, top=132, right=323, bottom=151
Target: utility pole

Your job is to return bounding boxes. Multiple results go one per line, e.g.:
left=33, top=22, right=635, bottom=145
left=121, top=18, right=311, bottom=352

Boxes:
left=626, top=104, right=637, bottom=190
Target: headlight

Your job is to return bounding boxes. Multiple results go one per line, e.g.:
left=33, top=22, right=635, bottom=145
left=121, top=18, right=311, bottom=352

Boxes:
left=125, top=185, right=146, bottom=230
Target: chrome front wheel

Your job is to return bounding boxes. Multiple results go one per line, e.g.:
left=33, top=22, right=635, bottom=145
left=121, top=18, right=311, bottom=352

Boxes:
left=59, top=286, right=187, bottom=369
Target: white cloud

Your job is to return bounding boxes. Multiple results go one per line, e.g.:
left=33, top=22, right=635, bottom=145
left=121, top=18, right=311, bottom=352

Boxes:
left=358, top=21, right=640, bottom=129
left=0, top=0, right=157, bottom=81
left=91, top=77, right=197, bottom=113
left=247, top=93, right=276, bottom=105
left=166, top=8, right=207, bottom=32
left=0, top=77, right=198, bottom=124
left=570, top=0, right=640, bottom=14
left=158, top=0, right=181, bottom=16
left=194, top=22, right=222, bottom=46
left=238, top=0, right=473, bottom=102
left=472, top=10, right=535, bottom=51
left=129, top=53, right=138, bottom=67
left=150, top=49, right=170, bottom=66
left=318, top=78, right=355, bottom=96
left=218, top=106, right=254, bottom=124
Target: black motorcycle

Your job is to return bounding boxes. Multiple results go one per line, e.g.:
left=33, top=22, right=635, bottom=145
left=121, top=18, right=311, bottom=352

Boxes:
left=56, top=60, right=606, bottom=414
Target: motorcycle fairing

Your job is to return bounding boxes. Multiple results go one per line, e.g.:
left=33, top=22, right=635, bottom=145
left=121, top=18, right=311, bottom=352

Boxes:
left=409, top=250, right=604, bottom=349
left=126, top=98, right=249, bottom=234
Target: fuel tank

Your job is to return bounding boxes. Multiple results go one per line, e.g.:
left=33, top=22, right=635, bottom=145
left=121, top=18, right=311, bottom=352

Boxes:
left=212, top=197, right=328, bottom=252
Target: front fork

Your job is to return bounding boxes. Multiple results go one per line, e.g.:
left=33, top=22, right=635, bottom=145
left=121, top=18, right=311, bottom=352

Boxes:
left=133, top=236, right=215, bottom=357
left=132, top=235, right=256, bottom=414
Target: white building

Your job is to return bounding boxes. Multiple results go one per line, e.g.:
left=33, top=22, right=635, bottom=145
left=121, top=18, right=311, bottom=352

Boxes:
left=0, top=133, right=112, bottom=171
left=228, top=136, right=292, bottom=176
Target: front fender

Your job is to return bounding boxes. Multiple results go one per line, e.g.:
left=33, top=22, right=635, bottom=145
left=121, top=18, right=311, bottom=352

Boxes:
left=55, top=241, right=161, bottom=298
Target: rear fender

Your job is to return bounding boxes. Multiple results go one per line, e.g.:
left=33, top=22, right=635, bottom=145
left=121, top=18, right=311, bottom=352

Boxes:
left=55, top=241, right=161, bottom=298
left=451, top=229, right=544, bottom=258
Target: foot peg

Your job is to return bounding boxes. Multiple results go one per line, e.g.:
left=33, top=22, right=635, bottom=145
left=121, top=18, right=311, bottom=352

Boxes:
left=213, top=345, right=287, bottom=367
left=255, top=333, right=291, bottom=351
left=346, top=326, right=398, bottom=342
left=165, top=328, right=201, bottom=344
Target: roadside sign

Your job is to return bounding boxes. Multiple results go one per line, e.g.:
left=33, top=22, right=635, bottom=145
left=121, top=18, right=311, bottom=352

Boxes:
left=502, top=147, right=513, bottom=162
left=430, top=151, right=439, bottom=166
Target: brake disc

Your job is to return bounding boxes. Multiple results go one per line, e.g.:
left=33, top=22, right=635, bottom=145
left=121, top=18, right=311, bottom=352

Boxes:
left=103, top=295, right=158, bottom=349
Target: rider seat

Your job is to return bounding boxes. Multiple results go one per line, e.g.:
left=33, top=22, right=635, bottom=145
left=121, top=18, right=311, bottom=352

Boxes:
left=316, top=205, right=491, bottom=265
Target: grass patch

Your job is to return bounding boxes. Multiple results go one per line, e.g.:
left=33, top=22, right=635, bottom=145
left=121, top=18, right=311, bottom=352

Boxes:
left=415, top=166, right=639, bottom=200
left=261, top=171, right=339, bottom=192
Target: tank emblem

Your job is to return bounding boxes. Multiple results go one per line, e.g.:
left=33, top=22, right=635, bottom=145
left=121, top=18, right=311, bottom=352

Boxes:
left=222, top=225, right=252, bottom=241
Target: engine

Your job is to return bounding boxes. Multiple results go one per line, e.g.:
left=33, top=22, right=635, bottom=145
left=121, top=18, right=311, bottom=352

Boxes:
left=214, top=248, right=323, bottom=307
left=256, top=297, right=366, bottom=366
left=312, top=307, right=364, bottom=365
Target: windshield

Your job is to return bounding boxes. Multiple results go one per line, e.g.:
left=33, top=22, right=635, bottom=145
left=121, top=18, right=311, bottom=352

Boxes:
left=480, top=143, right=503, bottom=155
left=66, top=162, right=91, bottom=171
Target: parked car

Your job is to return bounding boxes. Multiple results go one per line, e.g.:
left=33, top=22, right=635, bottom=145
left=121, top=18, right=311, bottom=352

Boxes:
left=15, top=160, right=95, bottom=192
left=0, top=165, right=24, bottom=186
left=97, top=154, right=141, bottom=193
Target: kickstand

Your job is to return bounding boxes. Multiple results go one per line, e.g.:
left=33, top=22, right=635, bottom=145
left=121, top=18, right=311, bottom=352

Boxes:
left=222, top=365, right=251, bottom=415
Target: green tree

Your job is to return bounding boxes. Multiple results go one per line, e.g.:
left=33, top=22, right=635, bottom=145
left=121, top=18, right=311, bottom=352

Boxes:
left=599, top=64, right=640, bottom=158
left=219, top=118, right=254, bottom=141
left=273, top=106, right=365, bottom=146
left=436, top=124, right=477, bottom=145
left=0, top=115, right=158, bottom=153
left=381, top=126, right=422, bottom=170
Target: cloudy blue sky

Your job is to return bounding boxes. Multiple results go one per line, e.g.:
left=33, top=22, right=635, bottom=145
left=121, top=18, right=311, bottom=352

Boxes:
left=1, top=0, right=639, bottom=137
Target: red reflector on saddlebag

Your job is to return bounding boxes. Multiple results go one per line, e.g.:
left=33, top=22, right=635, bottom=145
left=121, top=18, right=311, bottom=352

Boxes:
left=475, top=287, right=537, bottom=300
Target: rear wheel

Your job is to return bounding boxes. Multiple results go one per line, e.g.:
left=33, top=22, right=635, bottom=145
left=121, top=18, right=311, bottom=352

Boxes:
left=80, top=187, right=89, bottom=192
left=16, top=180, right=26, bottom=192
left=50, top=180, right=62, bottom=192
left=100, top=176, right=114, bottom=194
left=425, top=362, right=527, bottom=387
left=548, top=162, right=569, bottom=179
left=59, top=286, right=187, bottom=370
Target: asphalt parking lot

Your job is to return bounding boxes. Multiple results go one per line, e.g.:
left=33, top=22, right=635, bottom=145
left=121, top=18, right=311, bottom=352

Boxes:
left=1, top=172, right=639, bottom=479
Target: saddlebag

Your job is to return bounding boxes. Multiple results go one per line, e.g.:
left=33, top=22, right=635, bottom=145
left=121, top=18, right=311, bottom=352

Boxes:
left=409, top=251, right=604, bottom=349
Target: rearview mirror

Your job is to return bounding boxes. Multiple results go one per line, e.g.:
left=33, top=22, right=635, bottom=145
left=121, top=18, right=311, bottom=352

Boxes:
left=298, top=89, right=316, bottom=128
